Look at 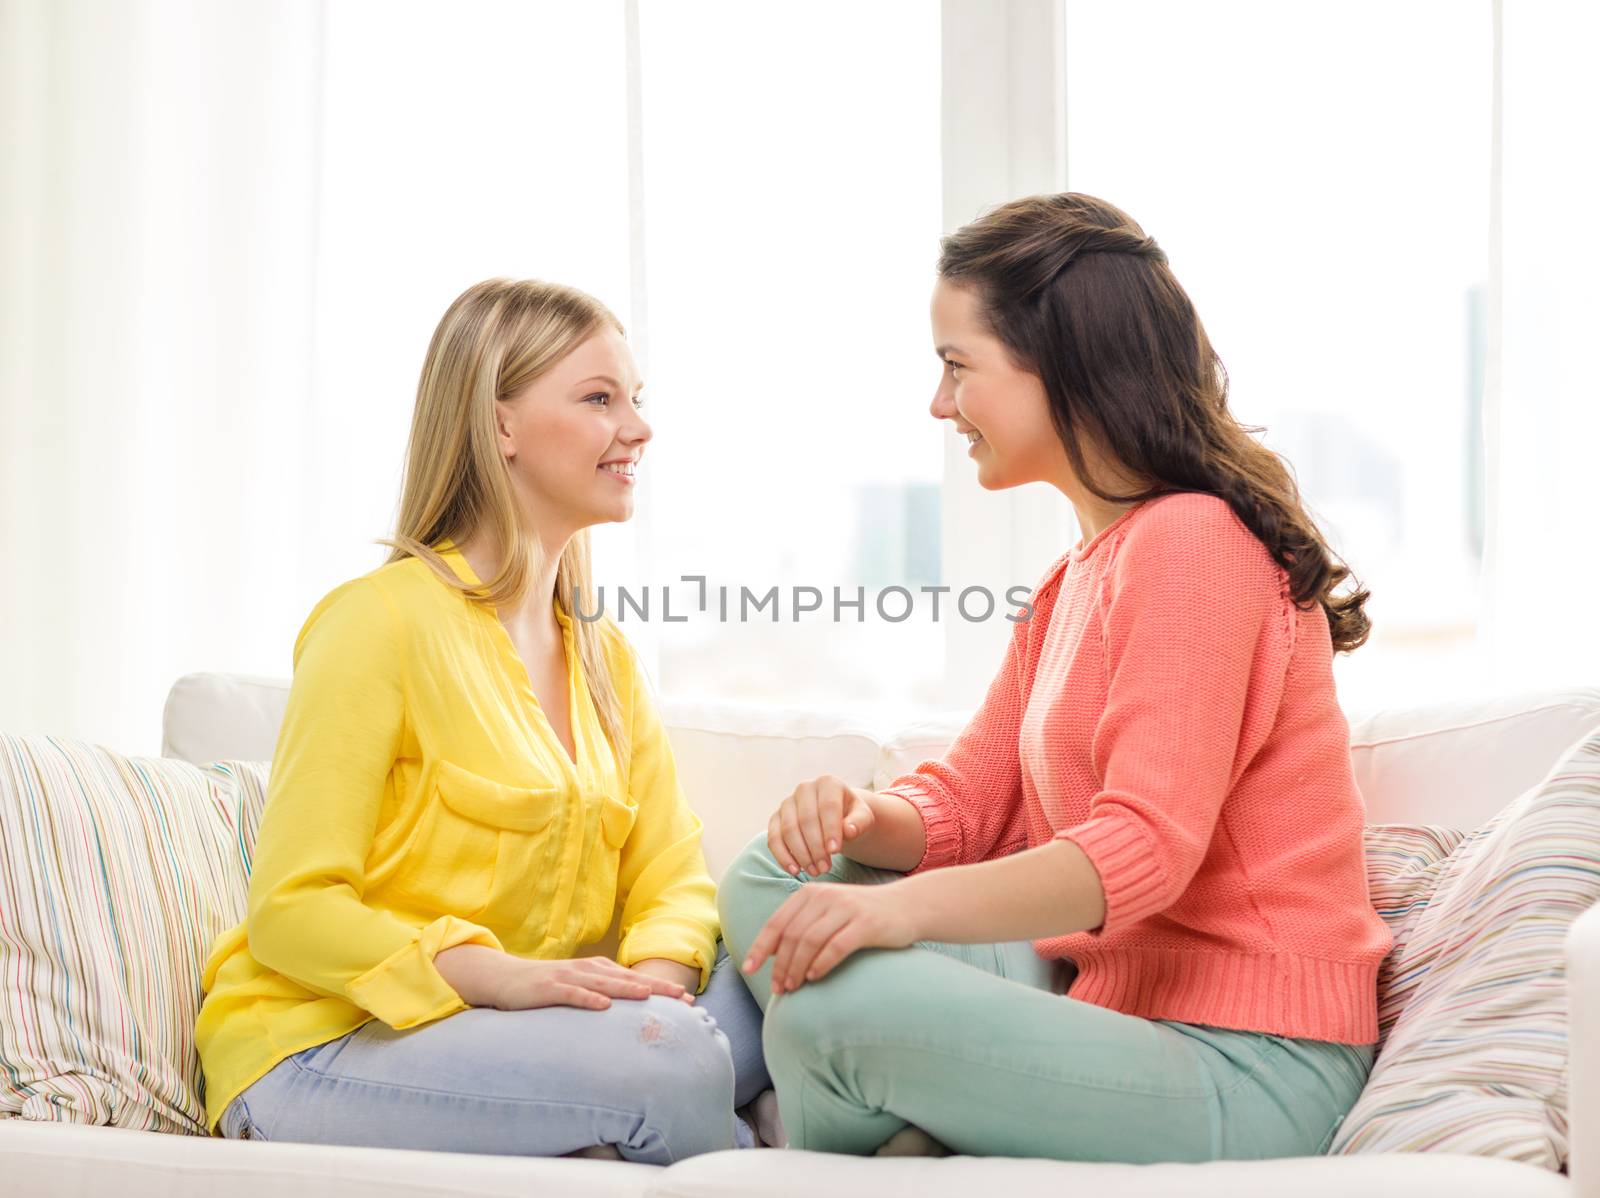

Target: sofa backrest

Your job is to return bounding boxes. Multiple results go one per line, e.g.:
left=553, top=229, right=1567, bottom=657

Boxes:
left=873, top=689, right=1600, bottom=831
left=162, top=672, right=1600, bottom=880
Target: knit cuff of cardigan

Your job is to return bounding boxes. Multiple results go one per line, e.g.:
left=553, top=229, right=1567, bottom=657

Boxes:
left=617, top=916, right=717, bottom=994
left=344, top=914, right=504, bottom=1029
left=877, top=781, right=962, bottom=874
left=1051, top=814, right=1171, bottom=937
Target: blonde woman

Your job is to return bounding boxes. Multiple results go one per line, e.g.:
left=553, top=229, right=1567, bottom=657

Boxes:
left=195, top=279, right=773, bottom=1161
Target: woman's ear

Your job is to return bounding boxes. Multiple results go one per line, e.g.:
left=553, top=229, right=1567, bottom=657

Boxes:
left=492, top=400, right=517, bottom=461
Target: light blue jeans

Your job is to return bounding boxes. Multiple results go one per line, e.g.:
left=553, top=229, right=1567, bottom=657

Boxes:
left=218, top=938, right=769, bottom=1164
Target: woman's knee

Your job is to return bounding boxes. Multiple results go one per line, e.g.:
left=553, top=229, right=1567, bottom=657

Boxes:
left=761, top=965, right=883, bottom=1073
left=716, top=833, right=791, bottom=941
left=629, top=994, right=736, bottom=1095
left=622, top=995, right=738, bottom=1159
left=718, top=831, right=789, bottom=891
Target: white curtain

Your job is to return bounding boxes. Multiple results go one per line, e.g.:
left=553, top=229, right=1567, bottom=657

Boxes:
left=0, top=0, right=324, bottom=754
left=0, top=0, right=638, bottom=754
left=1480, top=0, right=1600, bottom=693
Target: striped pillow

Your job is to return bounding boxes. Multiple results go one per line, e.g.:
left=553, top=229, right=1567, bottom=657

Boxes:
left=1360, top=821, right=1469, bottom=1054
left=0, top=735, right=269, bottom=1135
left=1331, top=727, right=1600, bottom=1171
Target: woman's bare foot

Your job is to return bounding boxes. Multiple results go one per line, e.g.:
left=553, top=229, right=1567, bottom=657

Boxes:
left=746, top=1088, right=787, bottom=1147
left=873, top=1124, right=953, bottom=1156
left=562, top=1143, right=624, bottom=1160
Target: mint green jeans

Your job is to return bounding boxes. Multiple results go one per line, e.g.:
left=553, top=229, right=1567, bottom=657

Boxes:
left=716, top=832, right=1375, bottom=1162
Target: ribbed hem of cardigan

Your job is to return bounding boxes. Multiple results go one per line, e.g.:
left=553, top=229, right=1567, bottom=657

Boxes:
left=1045, top=945, right=1383, bottom=1044
left=1052, top=815, right=1169, bottom=936
left=878, top=782, right=962, bottom=873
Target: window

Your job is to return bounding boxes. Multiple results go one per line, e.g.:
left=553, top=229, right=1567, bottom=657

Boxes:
left=1063, top=0, right=1493, bottom=712
left=628, top=0, right=945, bottom=719
left=313, top=0, right=634, bottom=576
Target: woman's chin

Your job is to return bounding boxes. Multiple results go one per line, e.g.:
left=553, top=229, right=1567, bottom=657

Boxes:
left=974, top=462, right=1010, bottom=491
left=599, top=497, right=636, bottom=523
left=567, top=498, right=635, bottom=528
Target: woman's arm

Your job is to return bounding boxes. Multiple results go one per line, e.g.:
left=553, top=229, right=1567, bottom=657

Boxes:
left=432, top=942, right=515, bottom=1007
left=626, top=957, right=701, bottom=992
left=838, top=789, right=928, bottom=872
left=895, top=837, right=1106, bottom=942
left=763, top=775, right=928, bottom=876
left=742, top=838, right=1107, bottom=998
left=246, top=577, right=504, bottom=1028
left=742, top=840, right=1107, bottom=992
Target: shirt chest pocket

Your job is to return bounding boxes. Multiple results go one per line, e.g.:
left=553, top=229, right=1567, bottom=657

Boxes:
left=574, top=792, right=640, bottom=944
left=378, top=760, right=564, bottom=923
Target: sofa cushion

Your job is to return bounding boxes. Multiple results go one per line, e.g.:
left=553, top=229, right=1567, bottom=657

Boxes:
left=645, top=1142, right=1569, bottom=1198
left=1326, top=727, right=1600, bottom=1170
left=0, top=1119, right=659, bottom=1198
left=1346, top=687, right=1600, bottom=827
left=0, top=735, right=268, bottom=1134
left=657, top=697, right=881, bottom=880
left=161, top=673, right=289, bottom=764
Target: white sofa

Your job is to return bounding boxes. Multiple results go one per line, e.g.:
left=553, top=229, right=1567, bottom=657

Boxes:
left=2, top=674, right=1597, bottom=1198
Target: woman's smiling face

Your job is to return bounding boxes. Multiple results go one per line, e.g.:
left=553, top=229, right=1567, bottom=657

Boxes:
left=494, top=324, right=651, bottom=535
left=928, top=277, right=1067, bottom=491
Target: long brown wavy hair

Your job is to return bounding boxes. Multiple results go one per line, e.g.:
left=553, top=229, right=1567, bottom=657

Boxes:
left=939, top=192, right=1371, bottom=653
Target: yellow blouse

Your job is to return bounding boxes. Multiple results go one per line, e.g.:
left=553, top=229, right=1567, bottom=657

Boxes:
left=194, top=538, right=719, bottom=1135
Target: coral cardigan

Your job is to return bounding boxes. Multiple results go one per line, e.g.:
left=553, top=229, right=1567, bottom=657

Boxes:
left=881, top=492, right=1392, bottom=1044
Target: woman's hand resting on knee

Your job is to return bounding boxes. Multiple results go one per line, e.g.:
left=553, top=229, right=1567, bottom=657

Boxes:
left=741, top=880, right=922, bottom=996
left=768, top=774, right=928, bottom=876
left=743, top=774, right=934, bottom=994
left=434, top=944, right=694, bottom=1011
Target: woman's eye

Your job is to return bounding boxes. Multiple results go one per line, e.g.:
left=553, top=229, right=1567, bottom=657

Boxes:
left=585, top=393, right=609, bottom=406
left=631, top=395, right=645, bottom=409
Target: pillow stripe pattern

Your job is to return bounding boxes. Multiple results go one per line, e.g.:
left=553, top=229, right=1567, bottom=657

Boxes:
left=1360, top=822, right=1469, bottom=1053
left=0, top=734, right=268, bottom=1134
left=1332, top=727, right=1600, bottom=1170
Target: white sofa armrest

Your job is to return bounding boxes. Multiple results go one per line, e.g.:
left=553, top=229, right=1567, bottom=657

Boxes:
left=1568, top=899, right=1600, bottom=1197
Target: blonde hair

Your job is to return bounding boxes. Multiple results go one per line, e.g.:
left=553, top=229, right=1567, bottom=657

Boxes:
left=377, top=278, right=629, bottom=765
